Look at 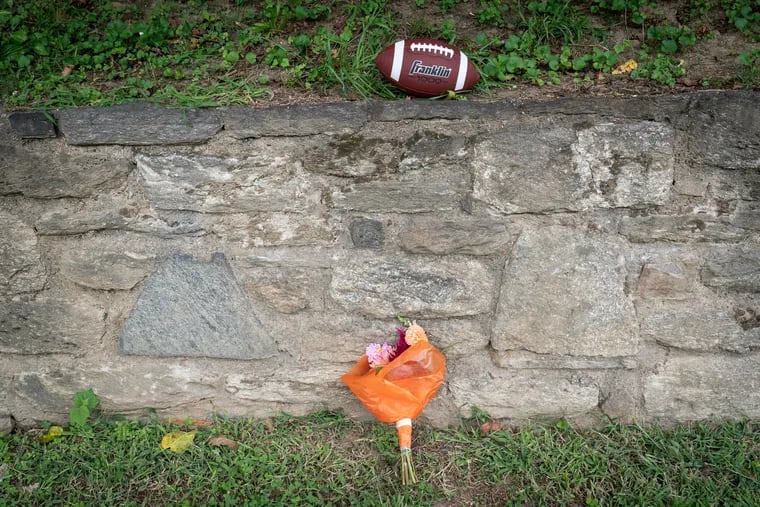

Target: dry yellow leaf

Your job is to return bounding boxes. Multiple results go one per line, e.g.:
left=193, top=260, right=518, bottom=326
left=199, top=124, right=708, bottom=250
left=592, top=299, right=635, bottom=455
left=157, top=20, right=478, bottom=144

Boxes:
left=39, top=426, right=64, bottom=444
left=161, top=430, right=197, bottom=453
left=612, top=59, right=638, bottom=75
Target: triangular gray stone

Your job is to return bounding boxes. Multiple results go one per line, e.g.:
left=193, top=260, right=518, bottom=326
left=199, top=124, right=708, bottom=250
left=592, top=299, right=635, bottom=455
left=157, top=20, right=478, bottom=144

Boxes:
left=119, top=253, right=276, bottom=359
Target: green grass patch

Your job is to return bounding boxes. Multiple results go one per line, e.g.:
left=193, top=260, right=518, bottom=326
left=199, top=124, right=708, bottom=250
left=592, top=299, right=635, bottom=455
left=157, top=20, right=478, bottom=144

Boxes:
left=1, top=410, right=759, bottom=506
left=0, top=0, right=758, bottom=108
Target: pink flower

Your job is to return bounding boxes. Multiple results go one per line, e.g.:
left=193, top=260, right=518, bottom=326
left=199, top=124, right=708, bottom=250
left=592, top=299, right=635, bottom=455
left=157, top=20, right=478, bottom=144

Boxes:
left=366, top=342, right=394, bottom=368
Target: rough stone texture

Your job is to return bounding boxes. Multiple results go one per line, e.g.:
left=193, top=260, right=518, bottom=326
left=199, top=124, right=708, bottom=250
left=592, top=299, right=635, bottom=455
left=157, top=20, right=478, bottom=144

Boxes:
left=450, top=352, right=601, bottom=420
left=472, top=121, right=674, bottom=213
left=35, top=197, right=205, bottom=236
left=492, top=351, right=636, bottom=370
left=644, top=352, right=760, bottom=421
left=332, top=178, right=465, bottom=213
left=7, top=360, right=220, bottom=425
left=0, top=412, right=13, bottom=434
left=399, top=130, right=469, bottom=172
left=365, top=99, right=507, bottom=121
left=209, top=213, right=337, bottom=247
left=701, top=244, right=760, bottom=292
left=493, top=226, right=637, bottom=357
left=349, top=218, right=385, bottom=249
left=0, top=211, right=46, bottom=295
left=0, top=144, right=131, bottom=198
left=620, top=214, right=748, bottom=243
left=8, top=111, right=56, bottom=139
left=119, top=253, right=277, bottom=359
left=57, top=103, right=222, bottom=145
left=225, top=364, right=345, bottom=405
left=572, top=122, right=674, bottom=208
left=302, top=134, right=401, bottom=178
left=224, top=103, right=368, bottom=138
left=682, top=91, right=760, bottom=170
left=733, top=201, right=760, bottom=231
left=637, top=298, right=760, bottom=353
left=395, top=215, right=513, bottom=255
left=330, top=253, right=494, bottom=318
left=60, top=249, right=155, bottom=291
left=1, top=92, right=759, bottom=427
left=634, top=260, right=700, bottom=299
left=472, top=125, right=579, bottom=214
left=236, top=264, right=329, bottom=314
left=422, top=318, right=491, bottom=359
left=136, top=154, right=316, bottom=213
left=0, top=295, right=105, bottom=355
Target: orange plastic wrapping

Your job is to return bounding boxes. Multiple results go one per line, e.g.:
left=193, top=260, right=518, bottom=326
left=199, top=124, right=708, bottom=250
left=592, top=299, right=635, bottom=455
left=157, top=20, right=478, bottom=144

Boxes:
left=397, top=422, right=412, bottom=450
left=341, top=340, right=446, bottom=424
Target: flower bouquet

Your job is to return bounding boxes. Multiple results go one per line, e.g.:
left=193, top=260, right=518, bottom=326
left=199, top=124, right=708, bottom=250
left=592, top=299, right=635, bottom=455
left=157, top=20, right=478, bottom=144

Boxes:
left=341, top=319, right=446, bottom=484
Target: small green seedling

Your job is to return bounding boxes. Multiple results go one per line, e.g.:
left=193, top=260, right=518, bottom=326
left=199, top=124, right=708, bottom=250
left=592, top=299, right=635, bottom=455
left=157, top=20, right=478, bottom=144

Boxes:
left=69, top=388, right=100, bottom=427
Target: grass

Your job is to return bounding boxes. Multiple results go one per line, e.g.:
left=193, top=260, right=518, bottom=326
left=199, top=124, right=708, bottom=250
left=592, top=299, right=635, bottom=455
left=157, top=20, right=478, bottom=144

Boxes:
left=1, top=410, right=759, bottom=506
left=1, top=0, right=758, bottom=109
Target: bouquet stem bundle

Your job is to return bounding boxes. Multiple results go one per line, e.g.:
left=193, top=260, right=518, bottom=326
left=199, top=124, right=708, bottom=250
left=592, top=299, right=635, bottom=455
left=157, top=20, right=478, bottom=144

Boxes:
left=341, top=322, right=445, bottom=486
left=397, top=419, right=417, bottom=484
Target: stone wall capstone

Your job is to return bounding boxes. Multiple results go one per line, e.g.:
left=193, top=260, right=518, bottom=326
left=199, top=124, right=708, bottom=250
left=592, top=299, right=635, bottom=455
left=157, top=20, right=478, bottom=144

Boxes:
left=1, top=91, right=758, bottom=431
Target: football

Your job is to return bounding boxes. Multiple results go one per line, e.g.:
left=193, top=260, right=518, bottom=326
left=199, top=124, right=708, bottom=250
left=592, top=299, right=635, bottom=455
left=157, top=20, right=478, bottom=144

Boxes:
left=375, top=38, right=480, bottom=98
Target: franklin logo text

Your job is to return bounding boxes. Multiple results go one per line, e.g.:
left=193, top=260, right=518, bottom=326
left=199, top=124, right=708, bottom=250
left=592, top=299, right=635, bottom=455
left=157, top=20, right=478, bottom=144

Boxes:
left=409, top=60, right=452, bottom=79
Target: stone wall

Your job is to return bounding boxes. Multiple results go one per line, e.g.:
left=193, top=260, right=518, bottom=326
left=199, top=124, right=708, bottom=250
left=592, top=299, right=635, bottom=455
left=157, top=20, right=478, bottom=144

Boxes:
left=1, top=91, right=758, bottom=432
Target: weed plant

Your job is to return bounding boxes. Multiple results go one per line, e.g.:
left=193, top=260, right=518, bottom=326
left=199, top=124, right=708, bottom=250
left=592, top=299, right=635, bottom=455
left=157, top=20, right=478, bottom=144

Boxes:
left=1, top=410, right=759, bottom=506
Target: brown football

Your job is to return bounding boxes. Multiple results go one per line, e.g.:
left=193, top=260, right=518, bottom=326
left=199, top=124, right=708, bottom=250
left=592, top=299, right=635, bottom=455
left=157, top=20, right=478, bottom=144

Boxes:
left=375, top=38, right=480, bottom=98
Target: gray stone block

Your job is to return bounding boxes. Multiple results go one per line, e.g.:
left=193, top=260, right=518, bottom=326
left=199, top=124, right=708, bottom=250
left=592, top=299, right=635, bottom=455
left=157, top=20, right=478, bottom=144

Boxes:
left=620, top=214, right=748, bottom=243
left=517, top=94, right=684, bottom=121
left=224, top=102, right=367, bottom=138
left=366, top=99, right=509, bottom=121
left=57, top=103, right=221, bottom=145
left=637, top=299, right=760, bottom=353
left=492, top=226, right=638, bottom=357
left=119, top=253, right=277, bottom=359
left=573, top=122, right=674, bottom=208
left=473, top=125, right=579, bottom=213
left=701, top=244, right=760, bottom=292
left=421, top=318, right=490, bottom=358
left=10, top=361, right=218, bottom=426
left=349, top=219, right=384, bottom=248
left=733, top=201, right=760, bottom=231
left=236, top=264, right=329, bottom=314
left=0, top=144, right=131, bottom=198
left=450, top=352, right=601, bottom=420
left=135, top=154, right=315, bottom=213
left=473, top=121, right=674, bottom=213
left=396, top=215, right=512, bottom=255
left=60, top=250, right=155, bottom=291
left=8, top=111, right=56, bottom=138
left=0, top=211, right=45, bottom=296
left=35, top=198, right=204, bottom=237
left=634, top=261, right=699, bottom=299
left=330, top=253, right=494, bottom=318
left=492, top=350, right=636, bottom=370
left=0, top=297, right=104, bottom=354
left=682, top=91, right=760, bottom=170
left=0, top=412, right=13, bottom=434
left=210, top=213, right=337, bottom=247
left=302, top=134, right=401, bottom=177
left=12, top=373, right=72, bottom=415
left=644, top=352, right=760, bottom=421
left=332, top=179, right=464, bottom=213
